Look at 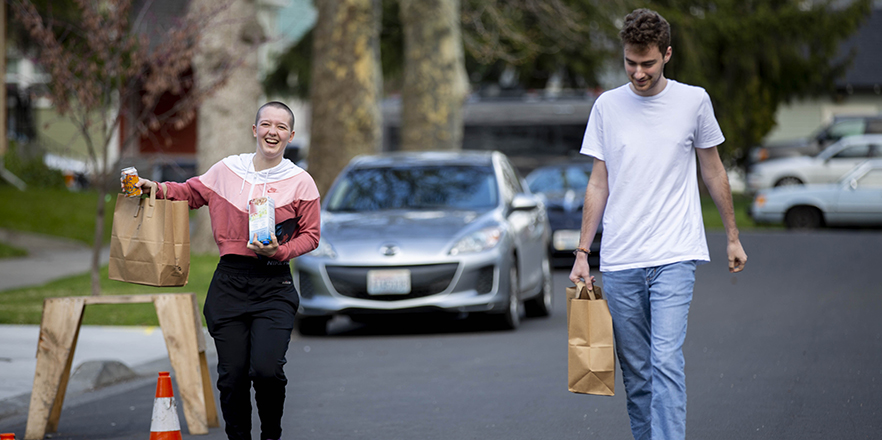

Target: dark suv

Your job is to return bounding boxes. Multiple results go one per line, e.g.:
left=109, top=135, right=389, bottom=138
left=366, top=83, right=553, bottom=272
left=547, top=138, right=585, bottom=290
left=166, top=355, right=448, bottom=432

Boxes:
left=749, top=114, right=882, bottom=165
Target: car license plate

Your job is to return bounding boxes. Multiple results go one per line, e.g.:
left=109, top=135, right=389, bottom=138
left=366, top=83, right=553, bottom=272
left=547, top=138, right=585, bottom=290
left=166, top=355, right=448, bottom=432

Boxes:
left=553, top=230, right=581, bottom=251
left=367, top=269, right=411, bottom=295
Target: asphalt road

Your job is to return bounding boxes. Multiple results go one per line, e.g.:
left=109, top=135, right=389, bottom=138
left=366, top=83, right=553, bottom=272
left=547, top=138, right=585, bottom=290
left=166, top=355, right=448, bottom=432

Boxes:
left=1, top=231, right=880, bottom=440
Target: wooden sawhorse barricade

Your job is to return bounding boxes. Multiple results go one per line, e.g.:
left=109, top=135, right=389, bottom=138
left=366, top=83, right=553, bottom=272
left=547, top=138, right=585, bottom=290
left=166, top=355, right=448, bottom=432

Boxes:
left=25, top=293, right=219, bottom=440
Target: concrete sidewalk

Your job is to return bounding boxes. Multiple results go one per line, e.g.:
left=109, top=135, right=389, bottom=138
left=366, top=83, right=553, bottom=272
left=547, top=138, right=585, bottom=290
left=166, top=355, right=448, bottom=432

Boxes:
left=0, top=229, right=202, bottom=421
left=0, top=229, right=109, bottom=292
left=0, top=325, right=182, bottom=420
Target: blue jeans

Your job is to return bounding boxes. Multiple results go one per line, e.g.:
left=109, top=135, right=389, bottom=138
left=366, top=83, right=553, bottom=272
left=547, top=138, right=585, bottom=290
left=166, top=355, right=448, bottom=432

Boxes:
left=602, top=260, right=697, bottom=440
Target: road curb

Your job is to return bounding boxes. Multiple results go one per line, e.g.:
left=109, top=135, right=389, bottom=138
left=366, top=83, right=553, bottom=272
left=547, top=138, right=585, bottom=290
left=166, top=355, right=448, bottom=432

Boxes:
left=0, top=355, right=195, bottom=425
left=0, top=358, right=152, bottom=423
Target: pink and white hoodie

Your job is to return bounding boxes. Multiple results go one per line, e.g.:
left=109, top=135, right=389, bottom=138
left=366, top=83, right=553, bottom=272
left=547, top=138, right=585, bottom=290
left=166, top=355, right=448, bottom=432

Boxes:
left=156, top=153, right=320, bottom=262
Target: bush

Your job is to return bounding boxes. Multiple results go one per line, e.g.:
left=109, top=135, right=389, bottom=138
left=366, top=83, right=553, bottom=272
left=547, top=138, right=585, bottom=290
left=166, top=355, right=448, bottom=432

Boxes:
left=1, top=142, right=67, bottom=188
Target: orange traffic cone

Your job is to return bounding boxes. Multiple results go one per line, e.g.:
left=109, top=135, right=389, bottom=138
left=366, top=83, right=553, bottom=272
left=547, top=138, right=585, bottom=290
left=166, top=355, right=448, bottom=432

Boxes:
left=149, top=372, right=183, bottom=440
left=1, top=433, right=16, bottom=440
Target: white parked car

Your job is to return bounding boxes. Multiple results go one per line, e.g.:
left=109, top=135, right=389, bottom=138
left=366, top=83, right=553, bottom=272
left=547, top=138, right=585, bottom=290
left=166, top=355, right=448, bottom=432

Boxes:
left=750, top=160, right=882, bottom=229
left=746, top=134, right=882, bottom=191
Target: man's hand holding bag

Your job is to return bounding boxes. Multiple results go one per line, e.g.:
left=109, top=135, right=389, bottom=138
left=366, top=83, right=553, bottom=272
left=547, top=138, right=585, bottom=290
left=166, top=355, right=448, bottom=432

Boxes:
left=109, top=188, right=190, bottom=287
left=567, top=281, right=615, bottom=396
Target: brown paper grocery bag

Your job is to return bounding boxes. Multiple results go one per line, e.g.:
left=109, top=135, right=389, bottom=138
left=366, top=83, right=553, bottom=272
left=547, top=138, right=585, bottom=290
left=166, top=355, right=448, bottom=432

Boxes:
left=567, top=282, right=615, bottom=396
left=109, top=191, right=190, bottom=287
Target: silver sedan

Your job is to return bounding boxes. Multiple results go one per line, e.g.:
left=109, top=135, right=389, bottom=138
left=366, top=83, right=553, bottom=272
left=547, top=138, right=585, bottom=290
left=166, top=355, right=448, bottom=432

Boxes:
left=746, top=134, right=882, bottom=191
left=293, top=151, right=553, bottom=335
left=750, top=160, right=882, bottom=229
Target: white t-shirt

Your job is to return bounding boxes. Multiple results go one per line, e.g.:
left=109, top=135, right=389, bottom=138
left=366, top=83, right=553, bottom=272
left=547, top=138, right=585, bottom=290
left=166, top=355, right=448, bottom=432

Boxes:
left=580, top=80, right=725, bottom=272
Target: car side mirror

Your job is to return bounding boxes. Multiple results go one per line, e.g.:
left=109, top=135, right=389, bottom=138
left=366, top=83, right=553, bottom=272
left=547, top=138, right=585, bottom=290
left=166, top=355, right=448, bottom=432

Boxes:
left=511, top=193, right=538, bottom=211
left=849, top=179, right=858, bottom=190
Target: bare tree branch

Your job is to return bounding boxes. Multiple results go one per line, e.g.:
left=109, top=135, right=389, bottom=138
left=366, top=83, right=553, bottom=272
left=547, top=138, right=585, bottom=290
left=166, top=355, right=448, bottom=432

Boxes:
left=11, top=0, right=240, bottom=295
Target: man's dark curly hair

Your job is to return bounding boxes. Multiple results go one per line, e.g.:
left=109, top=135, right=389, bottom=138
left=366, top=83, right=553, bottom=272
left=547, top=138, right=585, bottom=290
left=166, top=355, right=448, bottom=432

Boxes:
left=619, top=8, right=671, bottom=54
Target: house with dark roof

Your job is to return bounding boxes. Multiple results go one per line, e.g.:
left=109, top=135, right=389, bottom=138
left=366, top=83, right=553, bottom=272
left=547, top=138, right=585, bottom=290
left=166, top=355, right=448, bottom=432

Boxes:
left=4, top=0, right=296, bottom=185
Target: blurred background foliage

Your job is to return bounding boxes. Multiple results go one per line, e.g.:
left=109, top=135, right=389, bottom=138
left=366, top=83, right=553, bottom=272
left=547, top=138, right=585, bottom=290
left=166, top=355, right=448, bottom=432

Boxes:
left=265, top=0, right=627, bottom=97
left=2, top=142, right=67, bottom=188
left=265, top=0, right=872, bottom=166
left=8, top=0, right=81, bottom=50
left=652, top=0, right=872, bottom=166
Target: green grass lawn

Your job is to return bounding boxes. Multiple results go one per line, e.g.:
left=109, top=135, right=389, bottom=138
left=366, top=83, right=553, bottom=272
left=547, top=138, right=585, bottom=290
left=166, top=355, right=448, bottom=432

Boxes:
left=0, top=254, right=221, bottom=326
left=0, top=241, right=28, bottom=259
left=0, top=186, right=219, bottom=325
left=701, top=193, right=766, bottom=231
left=0, top=186, right=117, bottom=245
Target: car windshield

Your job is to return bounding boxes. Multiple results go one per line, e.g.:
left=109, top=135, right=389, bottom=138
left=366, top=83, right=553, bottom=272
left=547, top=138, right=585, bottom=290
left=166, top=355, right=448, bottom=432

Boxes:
left=526, top=166, right=591, bottom=194
left=818, top=141, right=877, bottom=160
left=326, top=165, right=498, bottom=212
left=817, top=119, right=866, bottom=142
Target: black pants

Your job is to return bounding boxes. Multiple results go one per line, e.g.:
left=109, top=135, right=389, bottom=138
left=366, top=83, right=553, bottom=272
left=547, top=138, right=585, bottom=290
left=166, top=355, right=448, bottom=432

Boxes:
left=204, top=255, right=299, bottom=440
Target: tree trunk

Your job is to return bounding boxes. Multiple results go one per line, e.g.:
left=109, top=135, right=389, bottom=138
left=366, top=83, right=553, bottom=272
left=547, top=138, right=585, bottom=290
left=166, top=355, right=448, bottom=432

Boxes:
left=308, top=0, right=383, bottom=196
left=189, top=0, right=264, bottom=254
left=88, top=127, right=111, bottom=296
left=90, top=172, right=106, bottom=296
left=398, top=0, right=468, bottom=151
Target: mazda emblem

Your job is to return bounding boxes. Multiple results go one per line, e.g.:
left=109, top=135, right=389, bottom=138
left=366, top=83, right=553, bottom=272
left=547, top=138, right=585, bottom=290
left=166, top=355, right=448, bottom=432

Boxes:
left=380, top=244, right=399, bottom=256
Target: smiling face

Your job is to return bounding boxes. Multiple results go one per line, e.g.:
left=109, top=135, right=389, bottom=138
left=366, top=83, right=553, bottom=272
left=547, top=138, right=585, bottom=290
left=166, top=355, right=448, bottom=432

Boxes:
left=624, top=43, right=671, bottom=97
left=253, top=106, right=295, bottom=165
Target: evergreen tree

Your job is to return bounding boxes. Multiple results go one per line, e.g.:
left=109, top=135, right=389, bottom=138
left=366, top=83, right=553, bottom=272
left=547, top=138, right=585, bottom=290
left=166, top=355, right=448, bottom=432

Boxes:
left=650, top=0, right=872, bottom=165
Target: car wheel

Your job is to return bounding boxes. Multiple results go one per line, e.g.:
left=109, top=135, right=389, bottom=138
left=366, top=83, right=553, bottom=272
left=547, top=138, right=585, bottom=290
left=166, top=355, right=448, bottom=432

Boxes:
left=774, top=176, right=804, bottom=187
left=784, top=206, right=823, bottom=230
left=524, top=253, right=553, bottom=318
left=494, top=261, right=521, bottom=330
left=295, top=316, right=330, bottom=336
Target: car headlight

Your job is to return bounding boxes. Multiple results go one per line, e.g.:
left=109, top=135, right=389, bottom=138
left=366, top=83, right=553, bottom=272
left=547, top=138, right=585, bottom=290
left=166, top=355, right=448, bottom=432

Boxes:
left=309, top=238, right=337, bottom=258
left=449, top=227, right=502, bottom=255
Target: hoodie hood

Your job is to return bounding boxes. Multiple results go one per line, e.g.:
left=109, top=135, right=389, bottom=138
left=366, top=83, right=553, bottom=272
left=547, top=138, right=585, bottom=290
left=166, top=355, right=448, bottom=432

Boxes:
left=224, top=153, right=304, bottom=183
left=222, top=153, right=305, bottom=210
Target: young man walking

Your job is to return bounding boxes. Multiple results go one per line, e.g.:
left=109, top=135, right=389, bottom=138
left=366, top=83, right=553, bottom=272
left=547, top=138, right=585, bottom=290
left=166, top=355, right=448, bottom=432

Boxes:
left=569, top=9, right=747, bottom=440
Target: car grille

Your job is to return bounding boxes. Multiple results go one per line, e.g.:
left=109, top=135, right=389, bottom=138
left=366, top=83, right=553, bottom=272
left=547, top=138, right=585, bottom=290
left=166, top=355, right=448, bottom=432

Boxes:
left=297, top=270, right=315, bottom=299
left=325, top=264, right=459, bottom=301
left=475, top=265, right=494, bottom=294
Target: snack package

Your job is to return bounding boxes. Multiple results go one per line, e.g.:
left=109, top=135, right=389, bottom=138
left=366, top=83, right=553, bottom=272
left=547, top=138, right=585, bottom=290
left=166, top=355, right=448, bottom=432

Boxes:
left=248, top=197, right=276, bottom=245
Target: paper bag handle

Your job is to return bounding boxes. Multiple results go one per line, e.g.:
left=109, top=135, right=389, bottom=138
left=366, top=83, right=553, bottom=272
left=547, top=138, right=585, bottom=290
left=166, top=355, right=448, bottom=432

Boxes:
left=134, top=186, right=157, bottom=219
left=574, top=281, right=598, bottom=300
